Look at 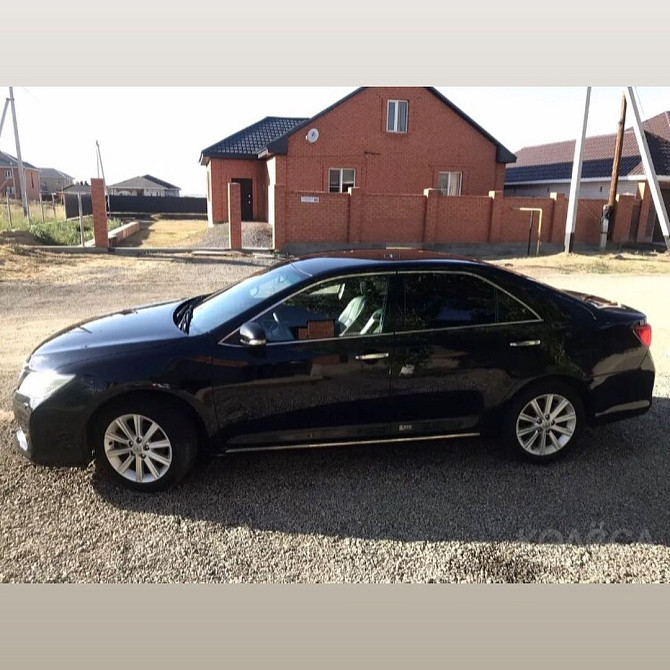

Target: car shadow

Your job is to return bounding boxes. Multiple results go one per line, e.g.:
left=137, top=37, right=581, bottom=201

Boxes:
left=93, top=396, right=670, bottom=546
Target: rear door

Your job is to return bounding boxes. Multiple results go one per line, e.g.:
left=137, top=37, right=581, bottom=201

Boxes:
left=389, top=270, right=545, bottom=437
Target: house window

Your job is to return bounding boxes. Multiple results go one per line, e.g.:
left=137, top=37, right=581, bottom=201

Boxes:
left=437, top=171, right=462, bottom=196
left=5, top=170, right=11, bottom=178
left=7, top=186, right=15, bottom=195
left=387, top=100, right=408, bottom=133
left=329, top=168, right=356, bottom=193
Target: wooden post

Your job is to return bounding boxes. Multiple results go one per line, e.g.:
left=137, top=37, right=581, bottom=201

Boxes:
left=39, top=193, right=45, bottom=223
left=601, top=93, right=627, bottom=248
left=51, top=194, right=57, bottom=219
left=6, top=192, right=12, bottom=228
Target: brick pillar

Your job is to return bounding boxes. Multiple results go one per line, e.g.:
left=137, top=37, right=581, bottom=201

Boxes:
left=348, top=187, right=363, bottom=244
left=273, top=184, right=287, bottom=250
left=488, top=190, right=505, bottom=243
left=423, top=189, right=439, bottom=244
left=90, top=178, right=108, bottom=248
left=612, top=194, right=635, bottom=243
left=549, top=193, right=568, bottom=244
left=227, top=181, right=242, bottom=249
left=636, top=183, right=654, bottom=243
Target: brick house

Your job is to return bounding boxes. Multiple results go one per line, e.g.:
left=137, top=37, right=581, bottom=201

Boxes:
left=108, top=174, right=181, bottom=197
left=200, top=87, right=516, bottom=229
left=0, top=150, right=41, bottom=201
left=505, top=111, right=670, bottom=243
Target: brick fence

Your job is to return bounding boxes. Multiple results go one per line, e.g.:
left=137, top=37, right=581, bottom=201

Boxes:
left=270, top=185, right=643, bottom=252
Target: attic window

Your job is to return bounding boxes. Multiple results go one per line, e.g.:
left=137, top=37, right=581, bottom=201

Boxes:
left=387, top=100, right=408, bottom=133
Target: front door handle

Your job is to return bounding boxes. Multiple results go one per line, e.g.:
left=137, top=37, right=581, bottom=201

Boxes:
left=509, top=340, right=541, bottom=347
left=355, top=352, right=390, bottom=361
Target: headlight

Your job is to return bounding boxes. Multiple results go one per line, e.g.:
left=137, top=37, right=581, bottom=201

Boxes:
left=17, top=370, right=75, bottom=408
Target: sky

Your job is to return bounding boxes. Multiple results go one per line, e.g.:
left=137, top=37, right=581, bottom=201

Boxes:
left=1, top=86, right=669, bottom=196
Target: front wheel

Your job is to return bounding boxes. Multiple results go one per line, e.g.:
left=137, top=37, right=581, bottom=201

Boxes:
left=92, top=398, right=198, bottom=492
left=503, top=382, right=585, bottom=462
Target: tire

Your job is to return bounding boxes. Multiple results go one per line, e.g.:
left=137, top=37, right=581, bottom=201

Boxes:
left=503, top=380, right=585, bottom=462
left=92, top=396, right=198, bottom=492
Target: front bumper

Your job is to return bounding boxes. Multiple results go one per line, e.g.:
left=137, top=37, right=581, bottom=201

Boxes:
left=12, top=390, right=93, bottom=467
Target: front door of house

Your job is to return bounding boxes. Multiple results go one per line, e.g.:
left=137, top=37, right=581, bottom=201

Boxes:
left=232, top=178, right=253, bottom=220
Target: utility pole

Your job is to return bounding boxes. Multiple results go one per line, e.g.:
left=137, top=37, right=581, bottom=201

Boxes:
left=96, top=140, right=109, bottom=210
left=564, top=87, right=591, bottom=253
left=0, top=97, right=10, bottom=139
left=624, top=87, right=670, bottom=251
left=601, top=93, right=627, bottom=249
left=8, top=87, right=29, bottom=220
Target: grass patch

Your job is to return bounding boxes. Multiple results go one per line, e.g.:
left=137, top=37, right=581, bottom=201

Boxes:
left=28, top=217, right=124, bottom=246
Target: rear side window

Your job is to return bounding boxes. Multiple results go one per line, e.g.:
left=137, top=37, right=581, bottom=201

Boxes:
left=399, top=272, right=537, bottom=331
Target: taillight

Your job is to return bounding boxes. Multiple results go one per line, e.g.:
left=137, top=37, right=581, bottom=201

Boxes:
left=633, top=323, right=652, bottom=348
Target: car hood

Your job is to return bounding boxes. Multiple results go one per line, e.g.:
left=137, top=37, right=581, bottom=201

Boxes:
left=29, top=299, right=188, bottom=363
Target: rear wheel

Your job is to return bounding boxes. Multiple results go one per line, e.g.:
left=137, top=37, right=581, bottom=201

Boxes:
left=504, top=381, right=584, bottom=462
left=92, top=398, right=198, bottom=492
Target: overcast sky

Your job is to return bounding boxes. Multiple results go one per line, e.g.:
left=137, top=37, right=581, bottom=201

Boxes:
left=1, top=86, right=669, bottom=196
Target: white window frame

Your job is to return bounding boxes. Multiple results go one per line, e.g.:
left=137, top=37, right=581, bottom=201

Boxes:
left=5, top=169, right=12, bottom=179
left=7, top=186, right=15, bottom=195
left=329, top=168, right=356, bottom=193
left=438, top=171, right=463, bottom=196
left=387, top=99, right=408, bottom=133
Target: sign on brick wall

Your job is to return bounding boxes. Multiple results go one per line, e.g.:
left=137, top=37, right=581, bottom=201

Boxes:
left=301, top=196, right=320, bottom=203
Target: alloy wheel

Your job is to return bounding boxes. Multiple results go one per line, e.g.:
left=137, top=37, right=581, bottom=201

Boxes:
left=103, top=414, right=173, bottom=484
left=515, top=393, right=577, bottom=456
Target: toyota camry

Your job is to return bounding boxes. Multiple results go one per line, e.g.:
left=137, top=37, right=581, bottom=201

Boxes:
left=13, top=250, right=655, bottom=491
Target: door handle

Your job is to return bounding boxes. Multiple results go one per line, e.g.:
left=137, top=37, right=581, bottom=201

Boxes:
left=355, top=352, right=390, bottom=361
left=509, top=340, right=541, bottom=347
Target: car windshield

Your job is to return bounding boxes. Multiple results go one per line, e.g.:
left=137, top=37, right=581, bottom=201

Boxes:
left=187, top=262, right=308, bottom=334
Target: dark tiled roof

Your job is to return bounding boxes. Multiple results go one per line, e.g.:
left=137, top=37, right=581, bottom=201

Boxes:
left=506, top=111, right=670, bottom=183
left=109, top=175, right=180, bottom=190
left=0, top=150, right=37, bottom=169
left=200, top=116, right=309, bottom=163
left=39, top=167, right=74, bottom=180
left=62, top=182, right=91, bottom=194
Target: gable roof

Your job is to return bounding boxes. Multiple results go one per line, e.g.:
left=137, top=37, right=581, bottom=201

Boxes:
left=264, top=87, right=516, bottom=164
left=62, top=182, right=91, bottom=194
left=0, top=150, right=37, bottom=169
left=200, top=88, right=516, bottom=165
left=200, top=116, right=309, bottom=164
left=39, top=167, right=74, bottom=181
left=506, top=111, right=670, bottom=184
left=109, top=174, right=180, bottom=190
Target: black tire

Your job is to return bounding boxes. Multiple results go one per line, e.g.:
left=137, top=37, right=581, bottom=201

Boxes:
left=91, top=396, right=198, bottom=492
left=503, top=380, right=585, bottom=462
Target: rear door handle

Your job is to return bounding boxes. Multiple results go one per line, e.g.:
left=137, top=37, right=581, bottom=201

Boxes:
left=355, top=352, right=390, bottom=361
left=509, top=340, right=541, bottom=347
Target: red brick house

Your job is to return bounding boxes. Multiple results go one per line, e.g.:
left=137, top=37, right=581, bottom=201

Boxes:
left=200, top=87, right=516, bottom=229
left=0, top=150, right=41, bottom=201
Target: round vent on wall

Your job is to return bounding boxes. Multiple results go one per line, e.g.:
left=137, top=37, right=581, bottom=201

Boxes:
left=305, top=128, right=320, bottom=143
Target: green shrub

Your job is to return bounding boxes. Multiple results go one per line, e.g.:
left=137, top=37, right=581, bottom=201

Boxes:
left=28, top=217, right=123, bottom=246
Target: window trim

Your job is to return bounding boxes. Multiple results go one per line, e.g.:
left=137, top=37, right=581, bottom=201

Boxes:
left=386, top=99, right=408, bottom=133
left=219, top=271, right=397, bottom=346
left=437, top=171, right=463, bottom=196
left=328, top=167, right=356, bottom=193
left=395, top=270, right=543, bottom=335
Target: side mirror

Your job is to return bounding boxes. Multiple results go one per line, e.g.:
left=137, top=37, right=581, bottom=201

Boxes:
left=239, top=321, right=267, bottom=347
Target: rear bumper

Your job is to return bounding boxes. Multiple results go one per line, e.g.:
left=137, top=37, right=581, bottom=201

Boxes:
left=588, top=351, right=655, bottom=425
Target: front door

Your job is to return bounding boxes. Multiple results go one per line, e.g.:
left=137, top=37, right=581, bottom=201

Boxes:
left=390, top=270, right=545, bottom=437
left=211, top=272, right=395, bottom=448
left=232, top=178, right=253, bottom=220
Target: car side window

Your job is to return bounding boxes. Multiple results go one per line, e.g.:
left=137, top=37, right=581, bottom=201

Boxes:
left=399, top=272, right=537, bottom=332
left=258, top=274, right=390, bottom=343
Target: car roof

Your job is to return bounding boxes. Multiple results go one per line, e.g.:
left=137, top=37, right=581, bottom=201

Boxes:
left=290, top=248, right=489, bottom=276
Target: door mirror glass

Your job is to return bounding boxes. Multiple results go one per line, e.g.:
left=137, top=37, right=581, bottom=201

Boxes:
left=240, top=321, right=267, bottom=347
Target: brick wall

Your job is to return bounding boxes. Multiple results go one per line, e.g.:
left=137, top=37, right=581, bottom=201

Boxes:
left=283, top=87, right=504, bottom=197
left=208, top=158, right=268, bottom=224
left=276, top=187, right=641, bottom=252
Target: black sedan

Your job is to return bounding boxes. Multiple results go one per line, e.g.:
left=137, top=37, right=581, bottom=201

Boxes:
left=13, top=250, right=655, bottom=491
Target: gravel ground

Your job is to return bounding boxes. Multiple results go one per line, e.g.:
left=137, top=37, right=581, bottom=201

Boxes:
left=1, top=250, right=669, bottom=582
left=195, top=222, right=273, bottom=250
